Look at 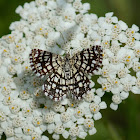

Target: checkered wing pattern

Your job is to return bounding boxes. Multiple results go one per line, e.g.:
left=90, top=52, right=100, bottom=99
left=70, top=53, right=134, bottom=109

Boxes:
left=30, top=49, right=68, bottom=101
left=29, top=45, right=103, bottom=101
left=29, top=49, right=61, bottom=77
left=69, top=45, right=102, bottom=99
left=43, top=65, right=91, bottom=101
left=43, top=67, right=68, bottom=101
left=69, top=66, right=91, bottom=100
left=73, top=45, right=103, bottom=74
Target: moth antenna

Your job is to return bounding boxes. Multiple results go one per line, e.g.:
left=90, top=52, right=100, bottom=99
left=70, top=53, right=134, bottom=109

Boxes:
left=59, top=31, right=72, bottom=57
left=59, top=31, right=67, bottom=46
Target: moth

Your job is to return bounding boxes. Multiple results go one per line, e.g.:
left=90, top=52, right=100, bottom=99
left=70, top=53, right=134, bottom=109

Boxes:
left=29, top=45, right=103, bottom=101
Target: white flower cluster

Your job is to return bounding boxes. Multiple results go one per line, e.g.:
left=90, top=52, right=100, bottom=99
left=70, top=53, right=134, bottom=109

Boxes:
left=0, top=0, right=139, bottom=139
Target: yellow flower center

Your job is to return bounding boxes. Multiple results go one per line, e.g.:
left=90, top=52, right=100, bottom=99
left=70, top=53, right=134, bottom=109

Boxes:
left=37, top=121, right=40, bottom=125
left=4, top=87, right=6, bottom=90
left=14, top=58, right=18, bottom=62
left=132, top=38, right=135, bottom=42
left=103, top=87, right=106, bottom=90
left=78, top=111, right=81, bottom=114
left=8, top=97, right=10, bottom=100
left=71, top=104, right=74, bottom=107
left=131, top=31, right=134, bottom=34
left=27, top=110, right=30, bottom=112
left=44, top=106, right=47, bottom=109
left=32, top=137, right=35, bottom=140
left=27, top=129, right=30, bottom=132
left=3, top=49, right=7, bottom=52
left=12, top=107, right=14, bottom=109
left=25, top=66, right=28, bottom=69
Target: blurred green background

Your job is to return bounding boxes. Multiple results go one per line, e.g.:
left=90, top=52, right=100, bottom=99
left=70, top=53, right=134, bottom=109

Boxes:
left=0, top=0, right=140, bottom=140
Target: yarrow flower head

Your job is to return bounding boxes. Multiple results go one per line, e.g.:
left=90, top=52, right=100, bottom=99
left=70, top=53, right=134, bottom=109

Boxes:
left=0, top=0, right=140, bottom=139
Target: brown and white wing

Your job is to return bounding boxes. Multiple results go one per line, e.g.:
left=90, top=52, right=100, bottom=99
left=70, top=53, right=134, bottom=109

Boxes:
left=74, top=45, right=103, bottom=74
left=29, top=49, right=61, bottom=78
left=42, top=67, right=68, bottom=101
left=69, top=66, right=91, bottom=100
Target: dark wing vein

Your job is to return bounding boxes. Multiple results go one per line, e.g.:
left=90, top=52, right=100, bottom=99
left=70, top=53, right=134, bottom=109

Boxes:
left=68, top=66, right=91, bottom=100
left=73, top=45, right=103, bottom=74
left=43, top=67, right=68, bottom=101
left=29, top=49, right=61, bottom=77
